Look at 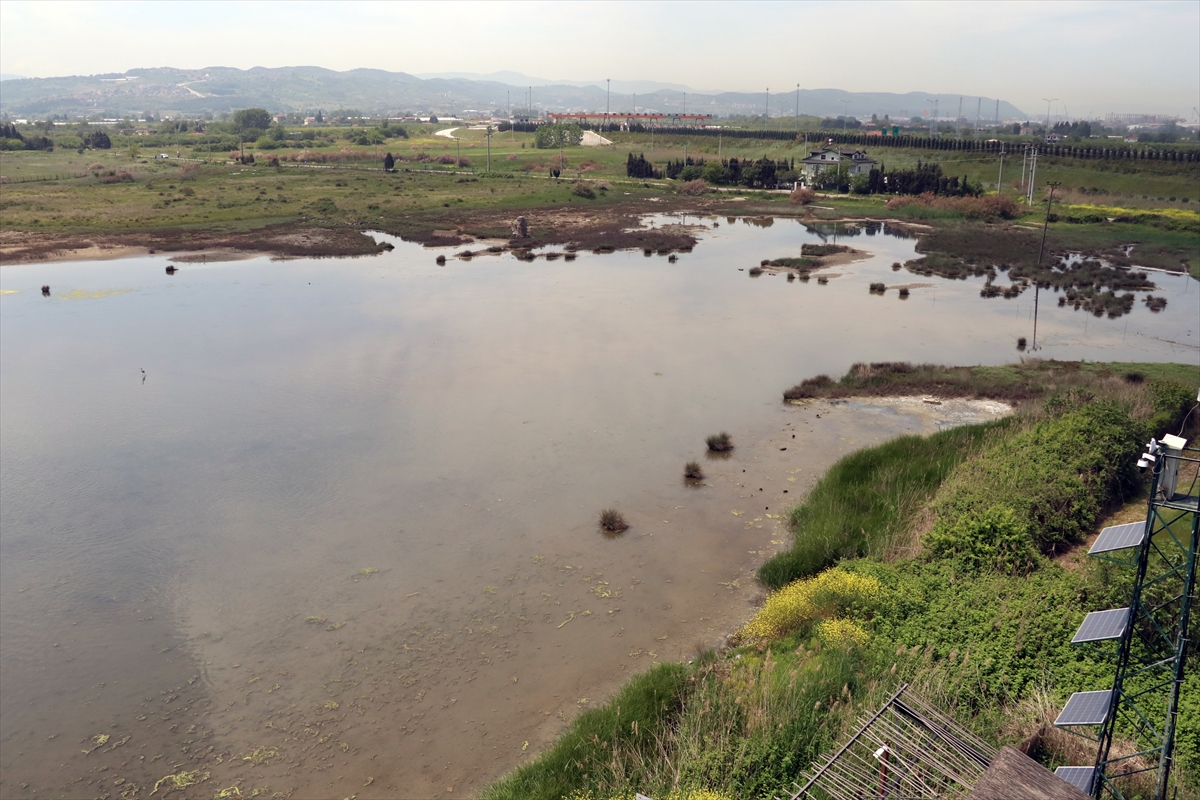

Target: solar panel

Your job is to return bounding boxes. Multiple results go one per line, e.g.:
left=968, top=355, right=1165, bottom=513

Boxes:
left=1055, top=766, right=1096, bottom=793
left=1090, top=522, right=1146, bottom=554
left=1072, top=608, right=1131, bottom=644
left=1056, top=690, right=1112, bottom=726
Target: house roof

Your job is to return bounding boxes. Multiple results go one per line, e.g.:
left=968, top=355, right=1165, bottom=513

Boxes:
left=967, top=747, right=1092, bottom=800
left=800, top=147, right=876, bottom=165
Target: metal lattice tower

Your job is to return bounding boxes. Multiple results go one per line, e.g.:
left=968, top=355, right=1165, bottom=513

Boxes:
left=1054, top=434, right=1200, bottom=799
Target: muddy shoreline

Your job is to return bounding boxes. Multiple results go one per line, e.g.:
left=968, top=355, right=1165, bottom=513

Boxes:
left=0, top=197, right=880, bottom=266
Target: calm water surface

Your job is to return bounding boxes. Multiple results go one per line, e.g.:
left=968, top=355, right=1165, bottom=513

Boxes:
left=1, top=217, right=1195, bottom=797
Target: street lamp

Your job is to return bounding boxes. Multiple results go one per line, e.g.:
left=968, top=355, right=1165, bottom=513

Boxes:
left=795, top=83, right=800, bottom=134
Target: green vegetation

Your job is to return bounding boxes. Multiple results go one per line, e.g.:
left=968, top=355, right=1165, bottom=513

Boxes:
left=1, top=125, right=1195, bottom=276
left=488, top=361, right=1199, bottom=800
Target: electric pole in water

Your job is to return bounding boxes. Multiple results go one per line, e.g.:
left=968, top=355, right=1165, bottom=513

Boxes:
left=1031, top=181, right=1061, bottom=350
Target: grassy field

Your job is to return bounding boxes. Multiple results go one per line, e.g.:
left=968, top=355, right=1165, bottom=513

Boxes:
left=2, top=127, right=1197, bottom=275
left=483, top=360, right=1200, bottom=800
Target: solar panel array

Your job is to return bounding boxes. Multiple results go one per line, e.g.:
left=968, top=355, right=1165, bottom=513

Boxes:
left=1056, top=690, right=1112, bottom=726
left=1089, top=521, right=1146, bottom=554
left=1055, top=766, right=1096, bottom=794
left=1072, top=607, right=1131, bottom=644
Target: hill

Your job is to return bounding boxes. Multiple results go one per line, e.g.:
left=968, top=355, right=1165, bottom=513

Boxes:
left=0, top=65, right=1028, bottom=120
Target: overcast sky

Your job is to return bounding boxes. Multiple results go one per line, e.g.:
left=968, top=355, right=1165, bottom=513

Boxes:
left=2, top=0, right=1197, bottom=119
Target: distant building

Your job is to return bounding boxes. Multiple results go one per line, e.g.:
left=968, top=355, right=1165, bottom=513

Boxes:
left=800, top=146, right=877, bottom=178
left=304, top=117, right=317, bottom=126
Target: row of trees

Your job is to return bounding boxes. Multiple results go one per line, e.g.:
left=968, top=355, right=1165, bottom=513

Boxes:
left=628, top=153, right=799, bottom=188
left=0, top=121, right=53, bottom=151
left=626, top=153, right=661, bottom=179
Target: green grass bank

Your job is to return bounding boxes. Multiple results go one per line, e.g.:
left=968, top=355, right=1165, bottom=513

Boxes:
left=484, top=360, right=1200, bottom=800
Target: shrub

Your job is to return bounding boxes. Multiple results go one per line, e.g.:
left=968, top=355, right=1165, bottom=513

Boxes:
left=789, top=187, right=815, bottom=205
left=680, top=178, right=708, bottom=195
left=572, top=181, right=596, bottom=199
left=884, top=193, right=1020, bottom=221
left=930, top=401, right=1143, bottom=555
left=684, top=461, right=705, bottom=481
left=706, top=432, right=734, bottom=452
left=924, top=505, right=1037, bottom=574
left=735, top=567, right=883, bottom=645
left=599, top=508, right=628, bottom=533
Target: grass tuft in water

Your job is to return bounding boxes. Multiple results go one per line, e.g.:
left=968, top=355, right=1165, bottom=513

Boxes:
left=599, top=508, right=629, bottom=533
left=683, top=461, right=705, bottom=481
left=705, top=432, right=734, bottom=453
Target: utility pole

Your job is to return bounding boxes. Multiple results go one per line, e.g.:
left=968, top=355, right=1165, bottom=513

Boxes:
left=926, top=99, right=939, bottom=137
left=1027, top=146, right=1039, bottom=206
left=795, top=84, right=800, bottom=134
left=765, top=87, right=769, bottom=132
left=486, top=125, right=492, bottom=172
left=994, top=99, right=1000, bottom=132
left=1031, top=181, right=1060, bottom=350
left=996, top=143, right=1005, bottom=194
left=974, top=97, right=982, bottom=142
left=956, top=96, right=963, bottom=139
left=839, top=98, right=850, bottom=139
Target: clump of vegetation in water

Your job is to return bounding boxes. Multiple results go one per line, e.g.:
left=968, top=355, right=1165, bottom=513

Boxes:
left=705, top=432, right=734, bottom=453
left=684, top=461, right=705, bottom=481
left=1143, top=295, right=1168, bottom=311
left=599, top=508, right=629, bottom=533
left=747, top=266, right=763, bottom=277
left=869, top=282, right=886, bottom=293
left=801, top=243, right=850, bottom=257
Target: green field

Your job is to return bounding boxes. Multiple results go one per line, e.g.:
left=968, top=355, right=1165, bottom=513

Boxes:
left=2, top=124, right=1197, bottom=276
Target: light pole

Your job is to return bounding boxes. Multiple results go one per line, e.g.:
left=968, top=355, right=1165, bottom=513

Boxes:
left=606, top=78, right=610, bottom=131
left=1042, top=98, right=1058, bottom=131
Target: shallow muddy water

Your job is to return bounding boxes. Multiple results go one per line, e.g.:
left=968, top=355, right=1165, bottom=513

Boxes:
left=1, top=217, right=1195, bottom=798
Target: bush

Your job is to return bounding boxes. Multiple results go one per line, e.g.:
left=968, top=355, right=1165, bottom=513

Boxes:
left=734, top=567, right=883, bottom=645
left=884, top=193, right=1020, bottom=221
left=599, top=508, right=628, bottom=533
left=680, top=178, right=708, bottom=195
left=930, top=401, right=1143, bottom=556
left=789, top=186, right=815, bottom=205
left=706, top=432, right=734, bottom=452
left=684, top=461, right=705, bottom=481
left=571, top=180, right=596, bottom=199
left=924, top=505, right=1037, bottom=574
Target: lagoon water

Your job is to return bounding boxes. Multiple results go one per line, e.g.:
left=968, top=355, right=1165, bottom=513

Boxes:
left=1, top=217, right=1195, bottom=797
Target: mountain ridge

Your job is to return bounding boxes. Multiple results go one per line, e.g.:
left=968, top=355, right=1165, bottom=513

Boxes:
left=0, top=65, right=1029, bottom=120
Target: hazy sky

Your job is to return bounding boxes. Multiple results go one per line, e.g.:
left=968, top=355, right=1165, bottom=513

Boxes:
left=2, top=0, right=1198, bottom=118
